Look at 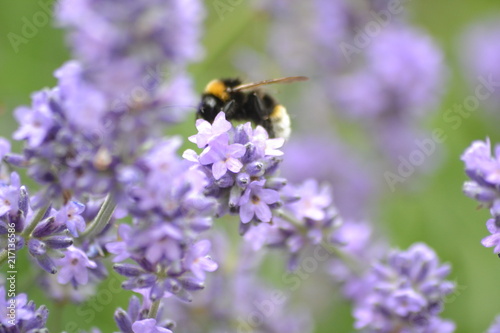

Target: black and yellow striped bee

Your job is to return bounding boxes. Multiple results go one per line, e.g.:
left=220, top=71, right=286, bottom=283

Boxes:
left=197, top=76, right=308, bottom=140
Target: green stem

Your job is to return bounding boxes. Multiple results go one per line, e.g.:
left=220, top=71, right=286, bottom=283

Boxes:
left=81, top=193, right=116, bottom=239
left=0, top=250, right=7, bottom=267
left=148, top=300, right=161, bottom=319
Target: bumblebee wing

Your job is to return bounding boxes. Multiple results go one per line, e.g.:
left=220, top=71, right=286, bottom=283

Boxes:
left=231, top=76, right=308, bottom=92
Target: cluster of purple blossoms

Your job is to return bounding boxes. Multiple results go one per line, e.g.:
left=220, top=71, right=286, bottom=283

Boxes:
left=0, top=163, right=89, bottom=278
left=352, top=243, right=455, bottom=333
left=334, top=26, right=445, bottom=120
left=243, top=178, right=340, bottom=269
left=1, top=0, right=221, bottom=331
left=332, top=25, right=446, bottom=161
left=8, top=0, right=204, bottom=206
left=108, top=138, right=218, bottom=302
left=0, top=0, right=468, bottom=332
left=184, top=112, right=285, bottom=226
left=184, top=113, right=343, bottom=268
left=461, top=139, right=500, bottom=253
left=0, top=286, right=48, bottom=332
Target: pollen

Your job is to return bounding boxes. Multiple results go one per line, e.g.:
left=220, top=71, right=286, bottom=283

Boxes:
left=205, top=80, right=230, bottom=101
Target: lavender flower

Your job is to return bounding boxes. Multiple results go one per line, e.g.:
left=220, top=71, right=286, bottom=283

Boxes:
left=13, top=0, right=205, bottom=207
left=184, top=240, right=218, bottom=280
left=243, top=179, right=340, bottom=269
left=0, top=172, right=21, bottom=218
left=199, top=136, right=246, bottom=180
left=13, top=91, right=55, bottom=148
left=461, top=139, right=500, bottom=253
left=184, top=112, right=285, bottom=226
left=114, top=295, right=174, bottom=333
left=0, top=285, right=48, bottom=332
left=352, top=243, right=455, bottom=332
left=56, top=0, right=205, bottom=67
left=107, top=137, right=218, bottom=302
left=239, top=180, right=280, bottom=223
left=55, top=245, right=97, bottom=287
left=132, top=319, right=172, bottom=333
left=106, top=224, right=133, bottom=263
left=55, top=201, right=86, bottom=237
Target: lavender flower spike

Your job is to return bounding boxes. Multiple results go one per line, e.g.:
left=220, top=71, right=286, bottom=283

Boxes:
left=352, top=243, right=455, bottom=332
left=461, top=138, right=500, bottom=253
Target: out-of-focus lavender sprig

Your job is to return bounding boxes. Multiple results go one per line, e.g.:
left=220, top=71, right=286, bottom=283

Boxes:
left=10, top=0, right=205, bottom=207
left=244, top=179, right=341, bottom=270
left=244, top=1, right=447, bottom=168
left=352, top=243, right=455, bottom=333
left=163, top=233, right=313, bottom=333
left=281, top=135, right=375, bottom=220
left=0, top=284, right=49, bottom=332
left=332, top=25, right=446, bottom=162
left=328, top=220, right=387, bottom=302
left=461, top=139, right=500, bottom=253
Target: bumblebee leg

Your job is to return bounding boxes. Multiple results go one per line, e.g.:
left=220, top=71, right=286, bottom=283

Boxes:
left=246, top=93, right=276, bottom=138
left=222, top=99, right=236, bottom=119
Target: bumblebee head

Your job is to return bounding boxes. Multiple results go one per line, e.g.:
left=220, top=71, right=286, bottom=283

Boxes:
left=197, top=94, right=223, bottom=123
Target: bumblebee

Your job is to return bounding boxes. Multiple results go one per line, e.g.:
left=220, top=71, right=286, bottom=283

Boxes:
left=197, top=76, right=308, bottom=140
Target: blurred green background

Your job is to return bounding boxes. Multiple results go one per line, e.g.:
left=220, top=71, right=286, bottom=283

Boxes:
left=2, top=0, right=500, bottom=332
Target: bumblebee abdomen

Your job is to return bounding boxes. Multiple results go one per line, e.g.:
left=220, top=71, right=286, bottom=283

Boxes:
left=269, top=105, right=291, bottom=140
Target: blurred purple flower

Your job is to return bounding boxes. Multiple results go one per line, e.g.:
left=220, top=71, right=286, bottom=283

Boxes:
left=184, top=240, right=218, bottom=280
left=132, top=319, right=172, bottom=333
left=239, top=180, right=280, bottom=223
left=13, top=90, right=55, bottom=148
left=56, top=245, right=97, bottom=287
left=0, top=285, right=48, bottom=330
left=56, top=0, right=205, bottom=66
left=334, top=26, right=445, bottom=119
left=0, top=172, right=21, bottom=217
left=106, top=224, right=133, bottom=262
